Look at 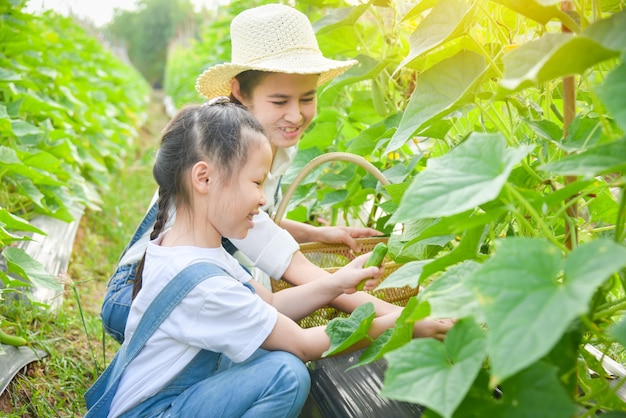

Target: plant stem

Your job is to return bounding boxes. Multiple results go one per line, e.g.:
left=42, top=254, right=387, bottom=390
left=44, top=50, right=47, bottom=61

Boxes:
left=592, top=298, right=626, bottom=321
left=504, top=183, right=567, bottom=250
left=615, top=184, right=626, bottom=243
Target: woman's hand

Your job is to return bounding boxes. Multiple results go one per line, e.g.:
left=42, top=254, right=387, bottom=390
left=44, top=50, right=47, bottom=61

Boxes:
left=314, top=225, right=383, bottom=253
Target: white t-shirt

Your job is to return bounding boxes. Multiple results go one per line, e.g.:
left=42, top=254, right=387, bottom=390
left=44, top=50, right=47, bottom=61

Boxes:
left=117, top=146, right=298, bottom=280
left=108, top=239, right=278, bottom=417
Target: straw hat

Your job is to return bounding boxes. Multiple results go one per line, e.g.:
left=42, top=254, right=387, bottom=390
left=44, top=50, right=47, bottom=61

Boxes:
left=195, top=4, right=358, bottom=99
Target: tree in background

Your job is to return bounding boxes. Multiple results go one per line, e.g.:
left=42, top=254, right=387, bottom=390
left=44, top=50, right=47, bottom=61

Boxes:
left=107, top=0, right=198, bottom=87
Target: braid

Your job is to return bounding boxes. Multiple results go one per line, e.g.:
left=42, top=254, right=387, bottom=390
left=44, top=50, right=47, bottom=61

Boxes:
left=132, top=101, right=266, bottom=300
left=132, top=190, right=172, bottom=300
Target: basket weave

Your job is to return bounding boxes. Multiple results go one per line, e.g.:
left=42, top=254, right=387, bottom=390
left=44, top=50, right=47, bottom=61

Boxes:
left=271, top=153, right=418, bottom=328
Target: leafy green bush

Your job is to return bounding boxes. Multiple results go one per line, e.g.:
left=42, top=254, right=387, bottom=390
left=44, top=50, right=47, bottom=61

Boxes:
left=0, top=1, right=149, bottom=306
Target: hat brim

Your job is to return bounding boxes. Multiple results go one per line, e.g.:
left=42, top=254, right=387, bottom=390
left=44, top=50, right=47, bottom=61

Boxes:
left=195, top=54, right=357, bottom=99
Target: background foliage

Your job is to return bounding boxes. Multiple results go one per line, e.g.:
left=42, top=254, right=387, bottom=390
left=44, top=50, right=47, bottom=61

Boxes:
left=0, top=0, right=149, bottom=335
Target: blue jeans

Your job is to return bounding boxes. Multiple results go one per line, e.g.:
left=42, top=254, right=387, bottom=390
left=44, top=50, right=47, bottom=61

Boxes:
left=95, top=261, right=310, bottom=417
left=134, top=350, right=309, bottom=418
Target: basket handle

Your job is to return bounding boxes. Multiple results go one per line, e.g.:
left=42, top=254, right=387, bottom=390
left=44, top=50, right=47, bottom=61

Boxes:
left=273, top=152, right=390, bottom=223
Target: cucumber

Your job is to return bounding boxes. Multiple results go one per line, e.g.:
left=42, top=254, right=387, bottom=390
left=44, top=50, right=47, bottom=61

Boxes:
left=356, top=243, right=388, bottom=290
left=0, top=328, right=27, bottom=347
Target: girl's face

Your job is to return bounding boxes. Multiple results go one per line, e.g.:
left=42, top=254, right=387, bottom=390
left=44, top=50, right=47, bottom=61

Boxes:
left=211, top=131, right=272, bottom=240
left=235, top=73, right=319, bottom=152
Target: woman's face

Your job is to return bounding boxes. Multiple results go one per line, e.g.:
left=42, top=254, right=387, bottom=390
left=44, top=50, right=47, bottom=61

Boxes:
left=235, top=73, right=319, bottom=152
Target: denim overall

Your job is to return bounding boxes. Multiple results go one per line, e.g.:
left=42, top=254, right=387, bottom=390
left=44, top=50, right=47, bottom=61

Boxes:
left=102, top=201, right=257, bottom=344
left=87, top=261, right=310, bottom=418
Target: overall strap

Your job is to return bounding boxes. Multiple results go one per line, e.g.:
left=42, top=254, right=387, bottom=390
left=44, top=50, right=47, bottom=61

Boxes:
left=126, top=262, right=225, bottom=358
left=85, top=262, right=225, bottom=416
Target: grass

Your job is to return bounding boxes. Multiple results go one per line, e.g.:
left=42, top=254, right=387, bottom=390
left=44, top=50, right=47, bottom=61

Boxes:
left=0, top=90, right=169, bottom=417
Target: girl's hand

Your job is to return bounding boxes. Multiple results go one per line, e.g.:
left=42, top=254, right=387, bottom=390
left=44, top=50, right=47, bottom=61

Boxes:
left=330, top=253, right=382, bottom=294
left=314, top=226, right=383, bottom=253
left=413, top=318, right=456, bottom=341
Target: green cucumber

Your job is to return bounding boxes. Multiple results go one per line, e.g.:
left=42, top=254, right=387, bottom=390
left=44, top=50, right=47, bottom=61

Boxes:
left=356, top=242, right=388, bottom=290
left=0, top=328, right=27, bottom=347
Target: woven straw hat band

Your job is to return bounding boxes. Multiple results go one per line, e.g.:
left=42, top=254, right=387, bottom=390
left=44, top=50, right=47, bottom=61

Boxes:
left=195, top=4, right=357, bottom=99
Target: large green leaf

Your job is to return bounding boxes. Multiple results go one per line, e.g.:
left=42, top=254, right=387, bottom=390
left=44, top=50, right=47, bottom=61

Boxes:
left=418, top=260, right=484, bottom=321
left=468, top=238, right=626, bottom=385
left=353, top=297, right=421, bottom=367
left=0, top=208, right=45, bottom=235
left=490, top=0, right=576, bottom=27
left=381, top=318, right=487, bottom=418
left=1, top=246, right=62, bottom=291
left=376, top=260, right=430, bottom=290
left=493, top=362, right=577, bottom=418
left=538, top=136, right=626, bottom=177
left=500, top=33, right=620, bottom=92
left=595, top=61, right=626, bottom=132
left=312, top=4, right=369, bottom=35
left=391, top=133, right=533, bottom=222
left=396, top=0, right=474, bottom=71
left=583, top=9, right=626, bottom=52
left=323, top=302, right=376, bottom=356
left=387, top=51, right=486, bottom=153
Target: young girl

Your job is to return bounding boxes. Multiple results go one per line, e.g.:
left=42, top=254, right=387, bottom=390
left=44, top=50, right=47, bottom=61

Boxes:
left=86, top=101, right=406, bottom=417
left=101, top=4, right=454, bottom=346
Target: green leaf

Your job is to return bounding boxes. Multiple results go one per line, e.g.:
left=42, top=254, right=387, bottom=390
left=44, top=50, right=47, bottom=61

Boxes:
left=501, top=33, right=619, bottom=92
left=1, top=247, right=62, bottom=291
left=418, top=260, right=484, bottom=321
left=419, top=225, right=485, bottom=281
left=387, top=51, right=486, bottom=153
left=396, top=0, right=474, bottom=70
left=583, top=9, right=626, bottom=53
left=468, top=238, right=626, bottom=385
left=391, top=133, right=533, bottom=222
left=312, top=4, right=369, bottom=35
left=382, top=318, right=487, bottom=418
left=538, top=136, right=626, bottom=177
left=609, top=317, right=626, bottom=347
left=492, top=362, right=578, bottom=417
left=0, top=208, right=45, bottom=235
left=0, top=68, right=22, bottom=81
left=10, top=119, right=42, bottom=137
left=490, top=0, right=573, bottom=26
left=324, top=302, right=376, bottom=357
left=596, top=61, right=626, bottom=132
left=377, top=260, right=429, bottom=290
left=354, top=297, right=420, bottom=367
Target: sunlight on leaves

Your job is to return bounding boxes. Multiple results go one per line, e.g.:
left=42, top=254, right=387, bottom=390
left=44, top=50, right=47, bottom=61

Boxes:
left=391, top=133, right=533, bottom=222
left=387, top=51, right=486, bottom=153
left=539, top=136, right=626, bottom=177
left=396, top=0, right=474, bottom=71
left=501, top=33, right=619, bottom=92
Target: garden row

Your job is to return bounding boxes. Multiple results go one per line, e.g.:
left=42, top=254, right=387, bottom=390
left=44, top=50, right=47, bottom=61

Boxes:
left=0, top=2, right=149, bottom=333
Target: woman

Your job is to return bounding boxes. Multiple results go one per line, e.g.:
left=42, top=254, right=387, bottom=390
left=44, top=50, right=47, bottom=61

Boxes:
left=101, top=4, right=452, bottom=344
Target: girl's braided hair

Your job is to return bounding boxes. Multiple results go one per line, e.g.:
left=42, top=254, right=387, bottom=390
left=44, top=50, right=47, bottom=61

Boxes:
left=132, top=100, right=266, bottom=299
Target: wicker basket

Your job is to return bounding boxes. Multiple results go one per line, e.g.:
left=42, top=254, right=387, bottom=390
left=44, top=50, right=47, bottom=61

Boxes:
left=271, top=152, right=418, bottom=328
